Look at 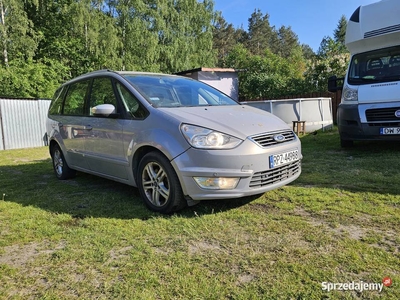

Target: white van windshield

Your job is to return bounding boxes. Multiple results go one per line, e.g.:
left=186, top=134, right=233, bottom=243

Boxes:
left=348, top=46, right=400, bottom=84
left=123, top=74, right=238, bottom=108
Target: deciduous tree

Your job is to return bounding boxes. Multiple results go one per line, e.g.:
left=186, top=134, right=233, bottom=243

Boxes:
left=0, top=0, right=38, bottom=67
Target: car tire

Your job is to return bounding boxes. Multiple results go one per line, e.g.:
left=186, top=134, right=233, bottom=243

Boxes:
left=51, top=144, right=76, bottom=180
left=137, top=151, right=186, bottom=214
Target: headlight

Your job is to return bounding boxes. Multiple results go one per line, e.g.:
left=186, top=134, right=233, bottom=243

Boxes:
left=180, top=124, right=242, bottom=149
left=342, top=85, right=358, bottom=102
left=194, top=177, right=239, bottom=190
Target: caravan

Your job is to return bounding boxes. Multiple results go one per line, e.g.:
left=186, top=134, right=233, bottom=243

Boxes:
left=329, top=0, right=400, bottom=147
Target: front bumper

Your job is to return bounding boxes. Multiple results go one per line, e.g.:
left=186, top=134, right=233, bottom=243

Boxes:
left=171, top=138, right=302, bottom=201
left=338, top=103, right=400, bottom=141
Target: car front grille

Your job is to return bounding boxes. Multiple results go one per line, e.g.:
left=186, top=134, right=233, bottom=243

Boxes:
left=249, top=160, right=301, bottom=188
left=365, top=107, right=400, bottom=122
left=249, top=130, right=295, bottom=148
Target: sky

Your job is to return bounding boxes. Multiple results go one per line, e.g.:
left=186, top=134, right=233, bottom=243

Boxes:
left=213, top=0, right=378, bottom=52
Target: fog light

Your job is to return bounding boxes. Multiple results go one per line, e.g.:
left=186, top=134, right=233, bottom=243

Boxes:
left=193, top=177, right=239, bottom=190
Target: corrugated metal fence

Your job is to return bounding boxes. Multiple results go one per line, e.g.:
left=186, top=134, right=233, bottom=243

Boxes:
left=242, top=97, right=333, bottom=133
left=0, top=98, right=51, bottom=150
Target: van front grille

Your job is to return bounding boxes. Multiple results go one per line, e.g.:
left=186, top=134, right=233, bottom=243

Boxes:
left=365, top=107, right=400, bottom=122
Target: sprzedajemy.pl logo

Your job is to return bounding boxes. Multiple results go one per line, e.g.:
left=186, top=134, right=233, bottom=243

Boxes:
left=322, top=277, right=392, bottom=293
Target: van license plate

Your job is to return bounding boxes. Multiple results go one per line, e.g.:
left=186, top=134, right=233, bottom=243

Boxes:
left=269, top=150, right=299, bottom=168
left=380, top=127, right=400, bottom=135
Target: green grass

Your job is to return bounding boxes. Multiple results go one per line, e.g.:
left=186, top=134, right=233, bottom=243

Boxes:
left=0, top=128, right=399, bottom=299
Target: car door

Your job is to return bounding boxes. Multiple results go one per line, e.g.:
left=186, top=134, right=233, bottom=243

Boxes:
left=84, top=77, right=129, bottom=180
left=58, top=80, right=91, bottom=170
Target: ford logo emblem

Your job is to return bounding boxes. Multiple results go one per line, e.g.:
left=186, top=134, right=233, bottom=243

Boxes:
left=273, top=134, right=286, bottom=142
left=395, top=110, right=400, bottom=118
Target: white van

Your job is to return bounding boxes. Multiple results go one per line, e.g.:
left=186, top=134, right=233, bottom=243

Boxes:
left=328, top=0, right=400, bottom=147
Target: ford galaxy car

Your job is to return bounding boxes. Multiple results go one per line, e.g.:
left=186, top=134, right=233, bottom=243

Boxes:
left=46, top=70, right=302, bottom=213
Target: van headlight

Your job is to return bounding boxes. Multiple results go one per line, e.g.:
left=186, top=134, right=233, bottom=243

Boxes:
left=342, top=85, right=358, bottom=102
left=180, top=124, right=242, bottom=149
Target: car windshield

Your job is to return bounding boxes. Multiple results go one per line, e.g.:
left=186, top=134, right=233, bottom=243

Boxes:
left=122, top=74, right=238, bottom=108
left=348, top=46, right=400, bottom=85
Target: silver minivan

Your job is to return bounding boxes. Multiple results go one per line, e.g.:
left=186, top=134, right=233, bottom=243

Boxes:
left=46, top=70, right=302, bottom=213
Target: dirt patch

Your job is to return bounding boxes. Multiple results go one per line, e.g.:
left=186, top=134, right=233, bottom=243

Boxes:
left=331, top=224, right=365, bottom=240
left=152, top=246, right=173, bottom=256
left=0, top=240, right=66, bottom=268
left=236, top=273, right=255, bottom=285
left=248, top=202, right=279, bottom=214
left=108, top=246, right=134, bottom=261
left=188, top=240, right=222, bottom=255
left=293, top=207, right=366, bottom=240
left=293, top=207, right=326, bottom=227
left=292, top=207, right=400, bottom=255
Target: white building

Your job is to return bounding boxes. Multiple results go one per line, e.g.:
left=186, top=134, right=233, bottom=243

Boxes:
left=176, top=67, right=239, bottom=101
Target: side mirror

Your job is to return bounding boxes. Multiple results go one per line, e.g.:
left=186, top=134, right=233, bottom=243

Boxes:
left=91, top=104, right=116, bottom=116
left=328, top=76, right=343, bottom=92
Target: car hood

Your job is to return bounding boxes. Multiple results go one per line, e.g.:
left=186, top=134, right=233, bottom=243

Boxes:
left=158, top=105, right=290, bottom=139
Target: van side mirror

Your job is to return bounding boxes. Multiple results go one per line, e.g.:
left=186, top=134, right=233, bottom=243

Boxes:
left=328, top=76, right=343, bottom=92
left=91, top=104, right=116, bottom=116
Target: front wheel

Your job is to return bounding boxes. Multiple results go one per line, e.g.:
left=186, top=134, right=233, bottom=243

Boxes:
left=51, top=144, right=76, bottom=180
left=137, top=152, right=186, bottom=214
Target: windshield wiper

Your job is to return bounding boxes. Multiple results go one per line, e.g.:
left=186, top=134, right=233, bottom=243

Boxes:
left=360, top=76, right=379, bottom=81
left=350, top=77, right=380, bottom=82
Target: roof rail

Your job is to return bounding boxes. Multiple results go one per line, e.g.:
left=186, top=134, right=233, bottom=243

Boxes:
left=83, top=69, right=114, bottom=75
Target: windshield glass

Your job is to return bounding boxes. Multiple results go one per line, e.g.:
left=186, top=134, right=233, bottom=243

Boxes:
left=122, top=74, right=238, bottom=108
left=348, top=46, right=400, bottom=85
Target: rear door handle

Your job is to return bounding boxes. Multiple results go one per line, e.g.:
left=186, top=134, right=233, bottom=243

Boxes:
left=84, top=125, right=93, bottom=131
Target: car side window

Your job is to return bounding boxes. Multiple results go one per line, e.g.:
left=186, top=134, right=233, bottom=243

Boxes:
left=116, top=82, right=147, bottom=119
left=89, top=77, right=118, bottom=114
left=49, top=86, right=66, bottom=115
left=63, top=80, right=89, bottom=116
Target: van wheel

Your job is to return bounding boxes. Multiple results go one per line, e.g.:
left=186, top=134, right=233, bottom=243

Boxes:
left=340, top=138, right=354, bottom=148
left=51, top=144, right=76, bottom=180
left=137, top=152, right=186, bottom=214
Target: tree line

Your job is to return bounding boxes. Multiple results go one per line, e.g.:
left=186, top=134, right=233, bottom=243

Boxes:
left=0, top=0, right=349, bottom=99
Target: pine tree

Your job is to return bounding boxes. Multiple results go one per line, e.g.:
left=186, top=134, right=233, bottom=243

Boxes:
left=334, top=15, right=347, bottom=45
left=246, top=9, right=273, bottom=55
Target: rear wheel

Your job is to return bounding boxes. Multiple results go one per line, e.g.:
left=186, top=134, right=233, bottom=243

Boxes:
left=51, top=144, right=76, bottom=180
left=137, top=152, right=186, bottom=214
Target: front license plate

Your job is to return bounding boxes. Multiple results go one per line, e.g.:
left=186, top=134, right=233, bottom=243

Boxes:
left=269, top=150, right=299, bottom=168
left=380, top=127, right=400, bottom=135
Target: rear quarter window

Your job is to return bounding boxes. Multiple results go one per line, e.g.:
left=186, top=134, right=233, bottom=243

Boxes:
left=48, top=86, right=66, bottom=115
